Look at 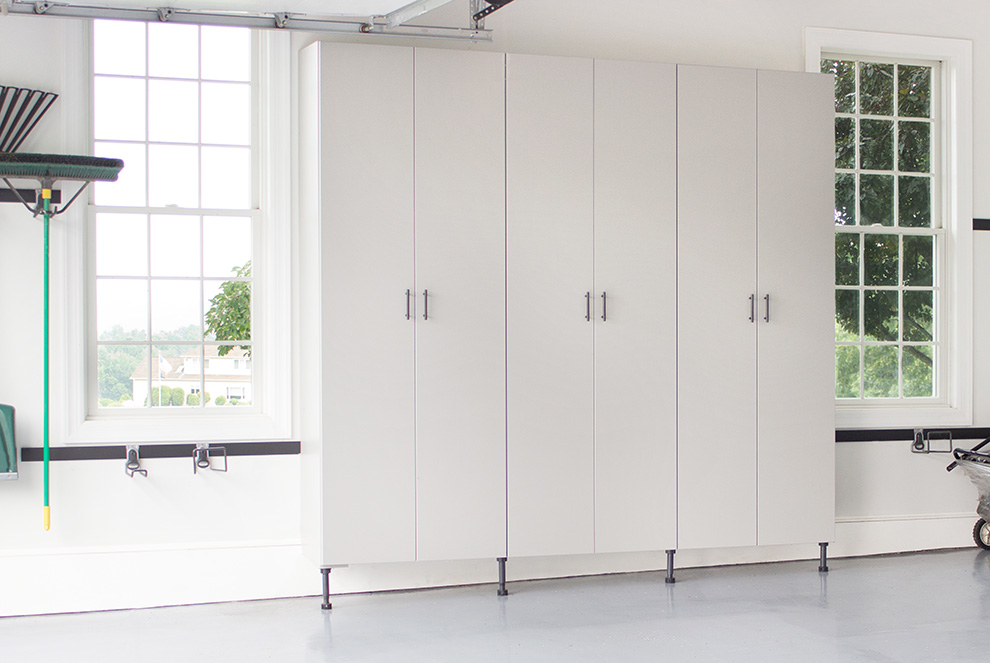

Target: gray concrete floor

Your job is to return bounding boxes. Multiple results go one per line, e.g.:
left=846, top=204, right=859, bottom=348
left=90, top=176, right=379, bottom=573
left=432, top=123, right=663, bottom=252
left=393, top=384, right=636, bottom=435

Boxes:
left=3, top=549, right=990, bottom=662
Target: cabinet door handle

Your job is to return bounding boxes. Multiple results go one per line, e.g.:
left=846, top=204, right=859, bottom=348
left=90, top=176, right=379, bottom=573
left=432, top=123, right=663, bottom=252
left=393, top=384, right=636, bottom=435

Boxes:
left=423, top=289, right=429, bottom=321
left=405, top=289, right=411, bottom=320
left=601, top=291, right=607, bottom=322
left=764, top=293, right=770, bottom=323
left=749, top=294, right=756, bottom=323
left=585, top=292, right=591, bottom=322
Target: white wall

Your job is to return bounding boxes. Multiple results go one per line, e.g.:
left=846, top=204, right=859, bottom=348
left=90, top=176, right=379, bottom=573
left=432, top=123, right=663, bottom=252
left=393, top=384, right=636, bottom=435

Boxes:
left=2, top=0, right=990, bottom=615
left=0, top=15, right=314, bottom=617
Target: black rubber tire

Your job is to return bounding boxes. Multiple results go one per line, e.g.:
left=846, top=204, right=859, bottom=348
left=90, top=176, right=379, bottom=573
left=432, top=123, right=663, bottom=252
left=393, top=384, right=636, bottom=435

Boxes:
left=973, top=519, right=990, bottom=550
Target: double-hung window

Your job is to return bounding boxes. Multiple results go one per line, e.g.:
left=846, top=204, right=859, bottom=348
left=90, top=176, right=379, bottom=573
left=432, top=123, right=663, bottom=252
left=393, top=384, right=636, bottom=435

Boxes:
left=826, top=57, right=939, bottom=401
left=93, top=19, right=253, bottom=410
left=58, top=19, right=290, bottom=443
left=807, top=28, right=973, bottom=428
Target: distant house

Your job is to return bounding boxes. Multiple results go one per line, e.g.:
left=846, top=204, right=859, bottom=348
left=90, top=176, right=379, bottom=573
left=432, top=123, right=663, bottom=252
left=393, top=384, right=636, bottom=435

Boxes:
left=130, top=346, right=252, bottom=406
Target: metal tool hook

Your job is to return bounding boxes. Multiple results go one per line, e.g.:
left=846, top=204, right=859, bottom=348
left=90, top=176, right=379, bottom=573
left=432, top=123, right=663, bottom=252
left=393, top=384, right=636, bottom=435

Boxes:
left=193, top=443, right=228, bottom=474
left=125, top=445, right=147, bottom=478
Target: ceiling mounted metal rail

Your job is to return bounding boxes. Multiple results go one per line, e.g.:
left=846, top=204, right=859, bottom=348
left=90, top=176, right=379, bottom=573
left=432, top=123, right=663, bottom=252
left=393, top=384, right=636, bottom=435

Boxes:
left=2, top=0, right=492, bottom=41
left=384, top=0, right=456, bottom=29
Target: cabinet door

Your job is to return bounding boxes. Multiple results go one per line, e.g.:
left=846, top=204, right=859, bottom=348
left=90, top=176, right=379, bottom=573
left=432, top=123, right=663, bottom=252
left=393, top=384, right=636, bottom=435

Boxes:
left=506, top=53, right=595, bottom=558
left=677, top=65, right=758, bottom=550
left=593, top=59, right=677, bottom=553
left=319, top=43, right=416, bottom=565
left=757, top=71, right=836, bottom=546
left=414, top=49, right=507, bottom=561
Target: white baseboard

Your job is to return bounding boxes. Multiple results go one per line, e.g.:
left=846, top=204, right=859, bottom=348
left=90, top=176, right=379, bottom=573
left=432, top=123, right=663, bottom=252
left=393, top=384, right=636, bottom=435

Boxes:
left=0, top=544, right=316, bottom=617
left=2, top=513, right=979, bottom=616
left=831, top=512, right=977, bottom=558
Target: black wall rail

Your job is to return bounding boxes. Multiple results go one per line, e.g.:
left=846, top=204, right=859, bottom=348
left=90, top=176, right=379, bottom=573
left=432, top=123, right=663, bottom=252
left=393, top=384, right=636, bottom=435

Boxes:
left=836, top=428, right=990, bottom=443
left=0, top=188, right=61, bottom=204
left=20, top=440, right=299, bottom=462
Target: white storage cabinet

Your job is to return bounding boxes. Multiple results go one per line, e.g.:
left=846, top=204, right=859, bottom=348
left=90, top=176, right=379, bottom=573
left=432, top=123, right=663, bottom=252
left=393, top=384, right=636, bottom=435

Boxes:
left=300, top=42, right=834, bottom=594
left=677, top=65, right=835, bottom=551
left=299, top=43, right=508, bottom=570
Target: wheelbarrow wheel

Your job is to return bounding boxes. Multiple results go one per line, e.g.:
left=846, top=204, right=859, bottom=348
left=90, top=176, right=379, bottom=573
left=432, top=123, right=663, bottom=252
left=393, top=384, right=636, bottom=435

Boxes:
left=973, top=519, right=990, bottom=550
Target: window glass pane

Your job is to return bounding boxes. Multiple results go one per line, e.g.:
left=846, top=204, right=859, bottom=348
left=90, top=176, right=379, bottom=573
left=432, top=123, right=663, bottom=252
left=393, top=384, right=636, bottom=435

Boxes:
left=97, top=278, right=148, bottom=338
left=148, top=144, right=199, bottom=208
left=903, top=290, right=934, bottom=342
left=835, top=117, right=855, bottom=169
left=828, top=54, right=940, bottom=405
left=835, top=346, right=861, bottom=398
left=864, top=290, right=898, bottom=342
left=98, top=344, right=148, bottom=407
left=94, top=20, right=146, bottom=76
left=91, top=19, right=256, bottom=418
left=860, top=175, right=894, bottom=226
left=201, top=82, right=251, bottom=146
left=96, top=214, right=148, bottom=277
left=860, top=62, right=894, bottom=116
left=835, top=234, right=859, bottom=285
left=148, top=23, right=198, bottom=79
left=864, top=234, right=898, bottom=286
left=94, top=77, right=146, bottom=141
left=903, top=346, right=934, bottom=397
left=835, top=290, right=860, bottom=341
left=822, top=59, right=856, bottom=113
left=180, top=346, right=206, bottom=407
left=148, top=79, right=199, bottom=144
left=898, top=65, right=931, bottom=118
left=204, top=279, right=251, bottom=345
left=204, top=344, right=253, bottom=406
left=150, top=215, right=201, bottom=277
left=149, top=345, right=199, bottom=406
left=860, top=119, right=893, bottom=170
left=835, top=173, right=856, bottom=226
left=898, top=121, right=930, bottom=173
left=203, top=216, right=252, bottom=278
left=903, top=235, right=933, bottom=286
left=201, top=26, right=251, bottom=82
left=151, top=280, right=202, bottom=341
left=201, top=146, right=251, bottom=209
left=898, top=176, right=931, bottom=228
left=94, top=142, right=146, bottom=207
left=864, top=345, right=899, bottom=398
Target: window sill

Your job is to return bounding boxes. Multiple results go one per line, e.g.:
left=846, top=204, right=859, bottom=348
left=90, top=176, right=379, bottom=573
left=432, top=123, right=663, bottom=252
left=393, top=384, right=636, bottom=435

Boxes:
left=65, top=412, right=289, bottom=445
left=836, top=402, right=971, bottom=430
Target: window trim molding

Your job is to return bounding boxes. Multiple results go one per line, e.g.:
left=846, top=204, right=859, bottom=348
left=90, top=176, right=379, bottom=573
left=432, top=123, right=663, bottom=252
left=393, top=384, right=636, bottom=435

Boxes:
left=806, top=27, right=973, bottom=429
left=53, top=22, right=292, bottom=445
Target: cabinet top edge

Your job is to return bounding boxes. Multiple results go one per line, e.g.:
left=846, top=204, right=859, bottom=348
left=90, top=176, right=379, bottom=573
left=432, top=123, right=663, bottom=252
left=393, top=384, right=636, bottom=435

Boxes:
left=304, top=41, right=829, bottom=77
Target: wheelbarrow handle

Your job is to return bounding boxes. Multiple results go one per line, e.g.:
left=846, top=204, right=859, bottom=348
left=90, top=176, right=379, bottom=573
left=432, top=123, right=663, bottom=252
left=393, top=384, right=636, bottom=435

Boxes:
left=946, top=435, right=990, bottom=472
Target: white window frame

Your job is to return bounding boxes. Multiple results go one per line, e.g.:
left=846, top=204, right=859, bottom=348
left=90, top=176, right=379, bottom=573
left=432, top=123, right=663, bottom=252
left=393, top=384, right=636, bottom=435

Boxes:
left=806, top=27, right=973, bottom=429
left=51, top=22, right=291, bottom=444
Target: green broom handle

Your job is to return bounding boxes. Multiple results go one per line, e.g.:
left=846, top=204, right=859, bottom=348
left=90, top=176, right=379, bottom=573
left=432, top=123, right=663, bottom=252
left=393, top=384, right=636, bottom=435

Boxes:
left=43, top=188, right=50, bottom=531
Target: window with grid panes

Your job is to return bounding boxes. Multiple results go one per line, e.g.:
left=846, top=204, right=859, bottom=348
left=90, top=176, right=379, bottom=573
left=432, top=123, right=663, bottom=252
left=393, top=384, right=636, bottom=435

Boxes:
left=92, top=19, right=254, bottom=411
left=823, top=56, right=940, bottom=401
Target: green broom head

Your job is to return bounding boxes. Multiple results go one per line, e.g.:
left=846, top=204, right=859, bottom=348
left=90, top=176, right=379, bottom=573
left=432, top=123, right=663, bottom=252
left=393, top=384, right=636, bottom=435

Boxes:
left=0, top=152, right=124, bottom=182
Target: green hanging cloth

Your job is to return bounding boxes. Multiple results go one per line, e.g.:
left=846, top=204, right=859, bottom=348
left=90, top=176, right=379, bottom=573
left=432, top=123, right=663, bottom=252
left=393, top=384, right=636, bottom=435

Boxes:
left=0, top=403, right=15, bottom=478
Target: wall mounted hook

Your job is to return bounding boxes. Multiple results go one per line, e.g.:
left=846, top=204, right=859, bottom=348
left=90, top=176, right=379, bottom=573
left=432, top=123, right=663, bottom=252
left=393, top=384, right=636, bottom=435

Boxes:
left=125, top=445, right=147, bottom=478
left=193, top=443, right=228, bottom=474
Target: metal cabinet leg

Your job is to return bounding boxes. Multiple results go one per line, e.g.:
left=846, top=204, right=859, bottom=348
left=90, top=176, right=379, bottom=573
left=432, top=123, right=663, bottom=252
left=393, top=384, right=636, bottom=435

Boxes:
left=321, top=568, right=333, bottom=610
left=497, top=557, right=508, bottom=596
left=665, top=549, right=676, bottom=584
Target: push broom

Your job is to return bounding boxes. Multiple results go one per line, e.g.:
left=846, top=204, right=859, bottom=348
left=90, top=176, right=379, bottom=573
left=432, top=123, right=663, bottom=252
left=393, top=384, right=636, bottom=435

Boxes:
left=0, top=87, right=123, bottom=529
